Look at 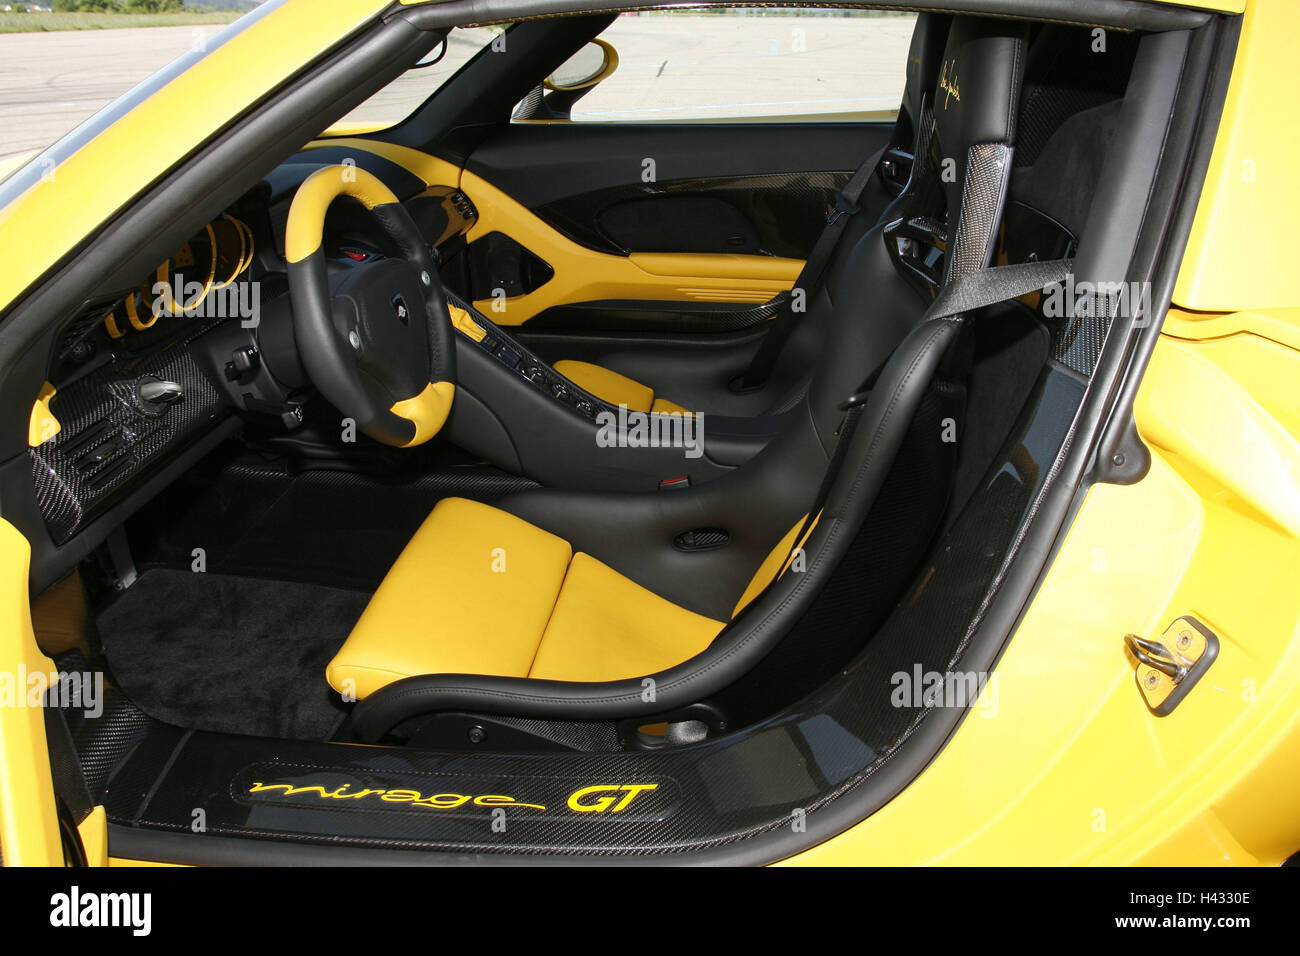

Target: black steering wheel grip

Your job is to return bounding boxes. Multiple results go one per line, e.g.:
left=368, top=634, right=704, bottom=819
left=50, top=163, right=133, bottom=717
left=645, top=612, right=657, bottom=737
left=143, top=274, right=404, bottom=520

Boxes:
left=285, top=164, right=455, bottom=447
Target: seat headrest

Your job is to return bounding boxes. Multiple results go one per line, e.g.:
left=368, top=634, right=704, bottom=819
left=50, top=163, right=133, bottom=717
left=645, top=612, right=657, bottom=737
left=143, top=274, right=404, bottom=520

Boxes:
left=901, top=13, right=953, bottom=138
left=925, top=17, right=1030, bottom=278
left=933, top=17, right=1029, bottom=155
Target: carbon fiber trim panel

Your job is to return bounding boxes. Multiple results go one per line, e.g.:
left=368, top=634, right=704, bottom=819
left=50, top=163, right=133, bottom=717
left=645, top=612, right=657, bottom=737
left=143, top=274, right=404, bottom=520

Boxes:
left=948, top=143, right=1013, bottom=281
left=28, top=333, right=230, bottom=544
left=1052, top=286, right=1117, bottom=376
left=69, top=693, right=156, bottom=803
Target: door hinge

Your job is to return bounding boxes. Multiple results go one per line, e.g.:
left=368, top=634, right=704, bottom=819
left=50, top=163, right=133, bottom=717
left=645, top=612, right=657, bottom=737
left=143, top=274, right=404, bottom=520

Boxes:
left=1124, top=616, right=1219, bottom=716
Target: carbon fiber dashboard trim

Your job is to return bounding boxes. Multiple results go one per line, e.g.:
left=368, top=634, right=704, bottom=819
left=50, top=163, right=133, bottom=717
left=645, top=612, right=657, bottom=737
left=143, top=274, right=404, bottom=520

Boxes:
left=28, top=331, right=230, bottom=543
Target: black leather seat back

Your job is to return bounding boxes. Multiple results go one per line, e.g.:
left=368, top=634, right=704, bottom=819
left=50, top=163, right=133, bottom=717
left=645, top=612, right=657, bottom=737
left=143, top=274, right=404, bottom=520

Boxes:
left=799, top=17, right=1029, bottom=444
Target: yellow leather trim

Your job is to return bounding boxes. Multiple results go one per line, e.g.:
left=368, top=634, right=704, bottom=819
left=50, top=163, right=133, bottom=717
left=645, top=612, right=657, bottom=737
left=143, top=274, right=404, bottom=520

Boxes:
left=300, top=138, right=463, bottom=189
left=284, top=165, right=400, bottom=263
left=731, top=513, right=820, bottom=619
left=554, top=360, right=696, bottom=416
left=629, top=252, right=802, bottom=282
left=449, top=305, right=486, bottom=342
left=390, top=380, right=455, bottom=447
left=326, top=498, right=573, bottom=698
left=294, top=142, right=803, bottom=324
left=554, top=359, right=654, bottom=412
left=529, top=552, right=725, bottom=682
left=461, top=168, right=802, bottom=324
left=331, top=499, right=729, bottom=691
left=319, top=122, right=391, bottom=138
left=27, top=381, right=59, bottom=447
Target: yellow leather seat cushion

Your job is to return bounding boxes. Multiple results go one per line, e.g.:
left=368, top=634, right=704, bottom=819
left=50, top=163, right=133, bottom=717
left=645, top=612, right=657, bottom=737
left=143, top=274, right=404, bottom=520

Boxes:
left=530, top=553, right=724, bottom=682
left=327, top=500, right=811, bottom=698
left=553, top=359, right=693, bottom=416
left=730, top=513, right=818, bottom=618
left=325, top=497, right=573, bottom=698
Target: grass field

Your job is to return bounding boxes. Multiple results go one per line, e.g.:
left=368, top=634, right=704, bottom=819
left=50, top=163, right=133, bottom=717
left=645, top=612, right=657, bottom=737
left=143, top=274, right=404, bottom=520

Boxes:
left=0, top=12, right=241, bottom=33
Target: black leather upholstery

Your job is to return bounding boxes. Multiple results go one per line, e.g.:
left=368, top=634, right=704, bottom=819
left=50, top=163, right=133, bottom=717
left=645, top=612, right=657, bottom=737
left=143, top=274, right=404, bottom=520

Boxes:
left=349, top=17, right=1032, bottom=740
left=901, top=13, right=954, bottom=146
left=934, top=18, right=1028, bottom=152
left=351, top=319, right=962, bottom=739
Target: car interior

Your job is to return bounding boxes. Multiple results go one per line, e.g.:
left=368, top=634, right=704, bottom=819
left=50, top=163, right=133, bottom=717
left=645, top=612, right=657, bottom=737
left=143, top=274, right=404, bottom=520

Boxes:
left=0, top=3, right=1231, bottom=861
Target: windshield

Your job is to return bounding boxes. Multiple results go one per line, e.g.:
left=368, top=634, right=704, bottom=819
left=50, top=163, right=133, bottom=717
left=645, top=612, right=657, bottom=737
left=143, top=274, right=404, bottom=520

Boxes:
left=331, top=26, right=505, bottom=132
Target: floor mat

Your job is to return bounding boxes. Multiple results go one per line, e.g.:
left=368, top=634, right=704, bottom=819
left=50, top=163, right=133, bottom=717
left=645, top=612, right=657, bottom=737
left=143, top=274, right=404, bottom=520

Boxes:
left=96, top=569, right=370, bottom=740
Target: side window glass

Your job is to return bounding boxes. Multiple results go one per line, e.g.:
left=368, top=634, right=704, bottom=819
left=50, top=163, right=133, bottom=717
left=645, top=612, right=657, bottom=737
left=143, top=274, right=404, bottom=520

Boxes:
left=514, top=9, right=915, bottom=124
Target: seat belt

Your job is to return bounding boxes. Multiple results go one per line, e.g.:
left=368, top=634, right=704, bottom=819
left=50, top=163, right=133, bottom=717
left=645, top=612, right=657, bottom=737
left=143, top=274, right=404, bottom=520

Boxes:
left=735, top=143, right=891, bottom=391
left=779, top=257, right=1075, bottom=571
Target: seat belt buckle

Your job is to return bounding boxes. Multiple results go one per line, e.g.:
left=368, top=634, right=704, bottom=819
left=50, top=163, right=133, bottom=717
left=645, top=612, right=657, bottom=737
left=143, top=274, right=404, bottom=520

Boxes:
left=659, top=475, right=691, bottom=491
left=836, top=391, right=871, bottom=412
left=833, top=391, right=871, bottom=437
left=826, top=193, right=860, bottom=227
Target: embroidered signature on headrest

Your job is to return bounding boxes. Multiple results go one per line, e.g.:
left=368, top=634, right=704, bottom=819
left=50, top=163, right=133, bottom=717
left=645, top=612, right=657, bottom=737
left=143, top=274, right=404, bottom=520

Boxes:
left=938, top=58, right=961, bottom=109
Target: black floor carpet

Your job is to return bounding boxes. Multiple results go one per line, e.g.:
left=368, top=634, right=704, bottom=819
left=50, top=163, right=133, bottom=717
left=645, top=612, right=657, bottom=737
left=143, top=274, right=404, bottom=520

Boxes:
left=96, top=569, right=370, bottom=740
left=127, top=457, right=537, bottom=591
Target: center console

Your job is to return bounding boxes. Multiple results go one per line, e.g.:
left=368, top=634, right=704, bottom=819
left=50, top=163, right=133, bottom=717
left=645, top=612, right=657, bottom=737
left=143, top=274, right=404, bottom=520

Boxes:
left=441, top=295, right=779, bottom=491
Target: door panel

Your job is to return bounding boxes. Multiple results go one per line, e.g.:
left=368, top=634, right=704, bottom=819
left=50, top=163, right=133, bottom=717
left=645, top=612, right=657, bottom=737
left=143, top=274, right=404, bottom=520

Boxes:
left=465, top=122, right=886, bottom=207
left=456, top=167, right=804, bottom=324
left=455, top=121, right=895, bottom=329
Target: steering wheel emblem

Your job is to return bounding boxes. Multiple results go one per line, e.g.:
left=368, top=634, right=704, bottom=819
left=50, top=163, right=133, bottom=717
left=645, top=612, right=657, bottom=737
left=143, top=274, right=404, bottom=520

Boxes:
left=392, top=293, right=410, bottom=325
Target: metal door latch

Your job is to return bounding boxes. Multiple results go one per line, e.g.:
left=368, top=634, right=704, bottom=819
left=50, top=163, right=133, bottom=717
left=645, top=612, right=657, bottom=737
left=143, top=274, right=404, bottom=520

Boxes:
left=1124, top=616, right=1219, bottom=716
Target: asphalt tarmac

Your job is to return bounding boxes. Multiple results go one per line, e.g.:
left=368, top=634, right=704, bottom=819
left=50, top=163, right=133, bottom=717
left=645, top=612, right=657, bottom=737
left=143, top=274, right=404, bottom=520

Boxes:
left=0, top=14, right=915, bottom=161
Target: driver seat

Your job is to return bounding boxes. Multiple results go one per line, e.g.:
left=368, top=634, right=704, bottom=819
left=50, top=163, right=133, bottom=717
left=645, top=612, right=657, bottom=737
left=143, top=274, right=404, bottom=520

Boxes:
left=328, top=495, right=811, bottom=697
left=330, top=17, right=1031, bottom=742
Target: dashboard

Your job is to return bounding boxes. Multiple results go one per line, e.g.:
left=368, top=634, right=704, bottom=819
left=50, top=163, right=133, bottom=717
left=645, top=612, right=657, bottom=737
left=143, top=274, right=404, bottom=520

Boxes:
left=25, top=148, right=479, bottom=553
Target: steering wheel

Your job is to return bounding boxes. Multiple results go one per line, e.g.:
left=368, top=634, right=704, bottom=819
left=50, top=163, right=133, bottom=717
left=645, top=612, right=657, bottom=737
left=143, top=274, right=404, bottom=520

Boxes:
left=285, top=165, right=455, bottom=447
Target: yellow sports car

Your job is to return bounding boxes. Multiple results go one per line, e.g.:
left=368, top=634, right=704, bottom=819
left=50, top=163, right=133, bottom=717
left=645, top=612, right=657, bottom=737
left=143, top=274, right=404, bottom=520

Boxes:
left=0, top=0, right=1295, bottom=874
